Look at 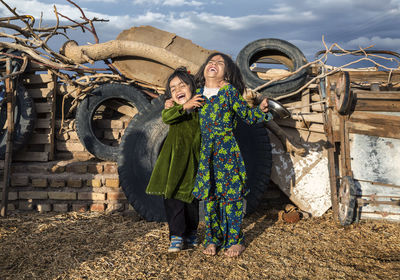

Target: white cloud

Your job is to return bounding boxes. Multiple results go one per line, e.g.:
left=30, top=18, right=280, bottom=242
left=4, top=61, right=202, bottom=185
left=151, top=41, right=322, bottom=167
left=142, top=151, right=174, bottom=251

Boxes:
left=163, top=0, right=204, bottom=6
left=346, top=36, right=400, bottom=50
left=132, top=0, right=161, bottom=4
left=133, top=0, right=203, bottom=6
left=0, top=0, right=110, bottom=21
left=79, top=0, right=117, bottom=3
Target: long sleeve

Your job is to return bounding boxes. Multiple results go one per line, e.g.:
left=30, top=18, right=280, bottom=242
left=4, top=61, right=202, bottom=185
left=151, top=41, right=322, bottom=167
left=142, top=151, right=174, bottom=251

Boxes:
left=162, top=104, right=186, bottom=125
left=226, top=85, right=271, bottom=125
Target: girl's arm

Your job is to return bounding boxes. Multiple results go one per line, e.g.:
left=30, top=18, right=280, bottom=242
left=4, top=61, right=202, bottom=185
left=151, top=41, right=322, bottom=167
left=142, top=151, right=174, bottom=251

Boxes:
left=162, top=104, right=187, bottom=124
left=226, top=85, right=273, bottom=125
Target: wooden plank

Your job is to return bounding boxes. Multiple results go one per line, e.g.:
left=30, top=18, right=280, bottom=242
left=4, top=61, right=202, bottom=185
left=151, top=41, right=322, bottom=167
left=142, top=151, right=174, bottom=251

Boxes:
left=30, top=133, right=51, bottom=144
left=311, top=93, right=321, bottom=102
left=23, top=73, right=53, bottom=84
left=354, top=90, right=400, bottom=100
left=13, top=151, right=49, bottom=162
left=354, top=99, right=400, bottom=111
left=290, top=112, right=324, bottom=123
left=35, top=102, right=52, bottom=113
left=35, top=118, right=52, bottom=128
left=349, top=111, right=400, bottom=126
left=301, top=89, right=310, bottom=114
left=347, top=117, right=400, bottom=139
left=347, top=71, right=400, bottom=84
left=27, top=87, right=52, bottom=98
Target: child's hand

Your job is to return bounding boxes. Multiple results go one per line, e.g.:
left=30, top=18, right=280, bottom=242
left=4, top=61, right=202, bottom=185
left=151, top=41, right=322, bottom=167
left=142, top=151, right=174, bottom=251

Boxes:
left=183, top=95, right=204, bottom=111
left=259, top=97, right=269, bottom=113
left=164, top=99, right=174, bottom=109
left=219, top=80, right=230, bottom=88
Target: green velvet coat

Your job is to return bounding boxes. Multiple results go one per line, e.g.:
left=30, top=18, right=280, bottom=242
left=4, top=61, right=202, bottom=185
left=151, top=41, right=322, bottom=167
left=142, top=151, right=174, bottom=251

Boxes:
left=145, top=104, right=200, bottom=203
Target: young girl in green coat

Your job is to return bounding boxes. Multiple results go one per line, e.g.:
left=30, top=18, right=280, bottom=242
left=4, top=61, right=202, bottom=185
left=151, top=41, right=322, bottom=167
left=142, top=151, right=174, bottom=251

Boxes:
left=146, top=67, right=204, bottom=253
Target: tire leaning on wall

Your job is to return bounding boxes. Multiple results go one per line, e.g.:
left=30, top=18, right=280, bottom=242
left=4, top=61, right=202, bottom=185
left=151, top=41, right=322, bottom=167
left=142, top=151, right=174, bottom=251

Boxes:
left=236, top=38, right=308, bottom=98
left=75, top=83, right=150, bottom=161
left=118, top=96, right=272, bottom=222
left=0, top=83, right=36, bottom=159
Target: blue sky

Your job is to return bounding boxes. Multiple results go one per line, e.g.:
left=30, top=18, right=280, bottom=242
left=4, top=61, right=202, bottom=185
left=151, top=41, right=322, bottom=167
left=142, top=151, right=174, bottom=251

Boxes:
left=1, top=0, right=399, bottom=67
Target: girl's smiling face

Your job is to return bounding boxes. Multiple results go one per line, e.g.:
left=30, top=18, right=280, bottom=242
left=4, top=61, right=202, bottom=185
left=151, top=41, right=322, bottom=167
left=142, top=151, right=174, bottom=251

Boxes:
left=204, top=55, right=226, bottom=81
left=169, top=76, right=192, bottom=105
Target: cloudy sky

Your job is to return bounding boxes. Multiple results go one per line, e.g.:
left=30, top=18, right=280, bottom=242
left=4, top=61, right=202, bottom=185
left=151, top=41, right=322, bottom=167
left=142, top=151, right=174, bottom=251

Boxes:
left=1, top=0, right=399, bottom=67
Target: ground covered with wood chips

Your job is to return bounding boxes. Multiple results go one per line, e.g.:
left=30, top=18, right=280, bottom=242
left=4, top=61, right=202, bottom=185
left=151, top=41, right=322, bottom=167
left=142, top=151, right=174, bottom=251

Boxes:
left=1, top=201, right=400, bottom=280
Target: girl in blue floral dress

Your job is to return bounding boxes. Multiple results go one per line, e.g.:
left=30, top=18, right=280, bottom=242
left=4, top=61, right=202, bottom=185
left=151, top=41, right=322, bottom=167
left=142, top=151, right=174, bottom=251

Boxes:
left=192, top=53, right=272, bottom=257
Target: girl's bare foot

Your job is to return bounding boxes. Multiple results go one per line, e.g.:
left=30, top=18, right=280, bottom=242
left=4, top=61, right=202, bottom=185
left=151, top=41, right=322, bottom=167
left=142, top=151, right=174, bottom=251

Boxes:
left=225, top=244, right=245, bottom=257
left=203, top=244, right=217, bottom=256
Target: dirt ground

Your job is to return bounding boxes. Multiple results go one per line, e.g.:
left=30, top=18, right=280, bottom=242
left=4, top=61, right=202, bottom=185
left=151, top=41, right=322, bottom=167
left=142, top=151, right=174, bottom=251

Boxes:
left=1, top=200, right=400, bottom=280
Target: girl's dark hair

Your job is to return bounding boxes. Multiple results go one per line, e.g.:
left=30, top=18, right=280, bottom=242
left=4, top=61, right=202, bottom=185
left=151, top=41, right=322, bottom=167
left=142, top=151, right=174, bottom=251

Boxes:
left=165, top=66, right=195, bottom=98
left=194, top=52, right=246, bottom=95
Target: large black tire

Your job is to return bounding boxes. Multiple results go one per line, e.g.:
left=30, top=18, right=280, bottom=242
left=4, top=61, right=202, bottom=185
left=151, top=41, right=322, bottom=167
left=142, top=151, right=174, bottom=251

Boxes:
left=234, top=118, right=272, bottom=214
left=118, top=97, right=168, bottom=222
left=75, top=84, right=150, bottom=161
left=118, top=97, right=272, bottom=222
left=0, top=83, right=36, bottom=159
left=236, top=38, right=308, bottom=98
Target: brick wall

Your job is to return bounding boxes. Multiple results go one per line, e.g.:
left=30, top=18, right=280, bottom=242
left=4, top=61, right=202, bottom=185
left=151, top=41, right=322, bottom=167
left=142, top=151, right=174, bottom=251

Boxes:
left=0, top=160, right=131, bottom=213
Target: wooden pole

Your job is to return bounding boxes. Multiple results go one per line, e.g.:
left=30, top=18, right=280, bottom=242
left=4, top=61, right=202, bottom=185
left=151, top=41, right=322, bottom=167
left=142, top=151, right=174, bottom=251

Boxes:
left=0, top=58, right=14, bottom=217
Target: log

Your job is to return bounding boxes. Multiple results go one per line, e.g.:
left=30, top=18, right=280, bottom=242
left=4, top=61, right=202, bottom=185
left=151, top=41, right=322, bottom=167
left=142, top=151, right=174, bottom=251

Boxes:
left=61, top=40, right=200, bottom=74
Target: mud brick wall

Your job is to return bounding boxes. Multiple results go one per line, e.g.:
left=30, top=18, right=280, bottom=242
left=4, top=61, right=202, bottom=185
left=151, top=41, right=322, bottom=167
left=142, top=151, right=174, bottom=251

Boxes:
left=0, top=160, right=131, bottom=213
left=1, top=157, right=288, bottom=214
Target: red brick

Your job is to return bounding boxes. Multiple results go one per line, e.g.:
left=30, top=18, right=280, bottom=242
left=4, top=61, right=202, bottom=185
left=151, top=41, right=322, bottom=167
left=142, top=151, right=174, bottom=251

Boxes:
left=66, top=164, right=87, bottom=174
left=90, top=203, right=105, bottom=212
left=104, top=163, right=117, bottom=174
left=78, top=192, right=106, bottom=201
left=31, top=178, right=47, bottom=188
left=53, top=204, right=69, bottom=212
left=50, top=165, right=65, bottom=173
left=50, top=179, right=65, bottom=188
left=11, top=176, right=29, bottom=187
left=87, top=164, right=103, bottom=174
left=56, top=141, right=85, bottom=152
left=107, top=192, right=126, bottom=201
left=27, top=165, right=49, bottom=173
left=87, top=179, right=102, bottom=188
left=19, top=191, right=48, bottom=200
left=105, top=178, right=119, bottom=188
left=48, top=192, right=76, bottom=200
left=67, top=179, right=82, bottom=188
left=37, top=204, right=51, bottom=213
left=72, top=203, right=88, bottom=212
left=8, top=192, right=18, bottom=201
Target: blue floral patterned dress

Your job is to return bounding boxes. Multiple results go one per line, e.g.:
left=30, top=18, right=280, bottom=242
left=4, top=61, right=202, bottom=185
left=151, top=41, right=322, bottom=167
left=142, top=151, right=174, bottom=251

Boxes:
left=192, top=84, right=272, bottom=249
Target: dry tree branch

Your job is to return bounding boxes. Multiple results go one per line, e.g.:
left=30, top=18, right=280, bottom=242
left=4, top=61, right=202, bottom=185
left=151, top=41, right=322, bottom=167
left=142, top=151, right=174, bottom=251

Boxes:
left=43, top=5, right=60, bottom=44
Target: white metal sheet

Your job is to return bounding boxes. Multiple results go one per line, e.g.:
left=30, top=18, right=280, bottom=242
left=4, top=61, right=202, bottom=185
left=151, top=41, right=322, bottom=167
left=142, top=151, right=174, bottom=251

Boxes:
left=350, top=133, right=400, bottom=185
left=269, top=132, right=331, bottom=217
